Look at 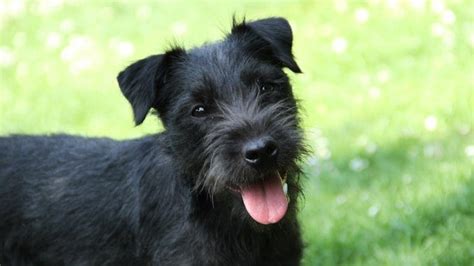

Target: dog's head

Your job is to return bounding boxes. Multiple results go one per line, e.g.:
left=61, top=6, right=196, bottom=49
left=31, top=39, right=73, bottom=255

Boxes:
left=117, top=17, right=305, bottom=225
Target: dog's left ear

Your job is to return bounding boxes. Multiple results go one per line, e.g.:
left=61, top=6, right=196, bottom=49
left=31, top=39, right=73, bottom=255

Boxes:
left=117, top=48, right=185, bottom=125
left=232, top=17, right=302, bottom=73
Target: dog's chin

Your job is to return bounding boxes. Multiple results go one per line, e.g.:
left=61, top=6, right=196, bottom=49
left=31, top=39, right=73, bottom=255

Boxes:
left=226, top=170, right=289, bottom=225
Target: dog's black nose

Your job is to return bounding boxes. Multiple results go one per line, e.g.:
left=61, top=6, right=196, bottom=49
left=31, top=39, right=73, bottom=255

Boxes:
left=243, top=137, right=278, bottom=167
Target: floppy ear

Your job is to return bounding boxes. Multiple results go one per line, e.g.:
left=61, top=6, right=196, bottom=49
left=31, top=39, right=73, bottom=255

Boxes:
left=117, top=48, right=184, bottom=125
left=231, top=17, right=301, bottom=73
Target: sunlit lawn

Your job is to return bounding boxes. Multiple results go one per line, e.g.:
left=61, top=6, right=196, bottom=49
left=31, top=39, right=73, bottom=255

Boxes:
left=1, top=1, right=473, bottom=265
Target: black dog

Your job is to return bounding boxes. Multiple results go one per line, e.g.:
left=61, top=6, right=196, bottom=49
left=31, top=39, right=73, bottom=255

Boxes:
left=0, top=17, right=305, bottom=265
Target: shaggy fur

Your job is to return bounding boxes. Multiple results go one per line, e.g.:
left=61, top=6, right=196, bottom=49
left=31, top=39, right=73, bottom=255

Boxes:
left=0, top=17, right=305, bottom=265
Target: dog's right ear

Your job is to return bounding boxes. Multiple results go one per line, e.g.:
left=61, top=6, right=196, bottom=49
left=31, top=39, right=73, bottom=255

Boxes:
left=231, top=17, right=301, bottom=73
left=117, top=48, right=185, bottom=125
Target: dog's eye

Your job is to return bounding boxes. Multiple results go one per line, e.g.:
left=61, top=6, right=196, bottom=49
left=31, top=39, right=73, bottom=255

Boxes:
left=259, top=83, right=273, bottom=93
left=192, top=105, right=207, bottom=117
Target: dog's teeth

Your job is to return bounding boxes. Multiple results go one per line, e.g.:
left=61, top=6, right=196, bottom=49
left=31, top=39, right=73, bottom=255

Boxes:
left=283, top=182, right=288, bottom=195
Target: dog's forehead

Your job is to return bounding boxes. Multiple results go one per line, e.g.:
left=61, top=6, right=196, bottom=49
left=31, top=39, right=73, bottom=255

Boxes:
left=179, top=41, right=277, bottom=95
left=187, top=42, right=258, bottom=80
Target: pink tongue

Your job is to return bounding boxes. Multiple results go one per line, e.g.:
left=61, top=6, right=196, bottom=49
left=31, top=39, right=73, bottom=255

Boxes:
left=240, top=174, right=288, bottom=224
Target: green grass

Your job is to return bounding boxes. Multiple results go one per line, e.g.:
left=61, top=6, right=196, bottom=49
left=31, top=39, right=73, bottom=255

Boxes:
left=1, top=1, right=473, bottom=265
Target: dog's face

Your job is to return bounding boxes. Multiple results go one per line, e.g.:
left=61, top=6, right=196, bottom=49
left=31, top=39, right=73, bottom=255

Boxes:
left=117, top=18, right=304, bottom=225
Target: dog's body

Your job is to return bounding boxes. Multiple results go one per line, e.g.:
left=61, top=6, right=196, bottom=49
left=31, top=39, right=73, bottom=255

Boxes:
left=0, top=135, right=302, bottom=265
left=0, top=17, right=305, bottom=265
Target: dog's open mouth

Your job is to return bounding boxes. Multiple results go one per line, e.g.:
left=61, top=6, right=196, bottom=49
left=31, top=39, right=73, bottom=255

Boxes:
left=231, top=171, right=289, bottom=225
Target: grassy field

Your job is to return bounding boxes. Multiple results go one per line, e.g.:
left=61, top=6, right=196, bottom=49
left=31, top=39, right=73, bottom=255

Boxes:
left=1, top=0, right=473, bottom=265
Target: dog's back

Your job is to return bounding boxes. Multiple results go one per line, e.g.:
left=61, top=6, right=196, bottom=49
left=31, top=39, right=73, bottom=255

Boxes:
left=0, top=135, right=152, bottom=264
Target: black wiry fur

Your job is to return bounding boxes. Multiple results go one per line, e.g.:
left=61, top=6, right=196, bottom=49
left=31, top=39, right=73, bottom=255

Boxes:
left=0, top=17, right=305, bottom=265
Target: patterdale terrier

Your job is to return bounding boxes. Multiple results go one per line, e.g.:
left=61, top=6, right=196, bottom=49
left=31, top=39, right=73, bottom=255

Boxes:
left=0, top=17, right=306, bottom=265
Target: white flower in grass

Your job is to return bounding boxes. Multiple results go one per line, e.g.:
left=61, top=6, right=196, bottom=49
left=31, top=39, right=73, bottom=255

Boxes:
left=37, top=0, right=64, bottom=15
left=331, top=37, right=347, bottom=54
left=336, top=195, right=347, bottom=205
left=0, top=0, right=25, bottom=17
left=60, top=35, right=100, bottom=75
left=110, top=39, right=134, bottom=58
left=357, top=136, right=378, bottom=154
left=441, top=10, right=456, bottom=25
left=424, top=115, right=437, bottom=131
left=431, top=0, right=445, bottom=14
left=465, top=145, right=474, bottom=158
left=317, top=147, right=332, bottom=160
left=368, top=205, right=379, bottom=217
left=349, top=157, right=368, bottom=172
left=365, top=142, right=378, bottom=154
left=61, top=36, right=87, bottom=61
left=46, top=32, right=62, bottom=49
left=423, top=143, right=443, bottom=158
left=136, top=5, right=152, bottom=19
left=409, top=0, right=426, bottom=10
left=402, top=127, right=416, bottom=137
left=316, top=137, right=329, bottom=148
left=368, top=87, right=381, bottom=99
left=306, top=154, right=322, bottom=177
left=308, top=128, right=322, bottom=137
left=334, top=0, right=348, bottom=13
left=59, top=19, right=75, bottom=33
left=70, top=59, right=94, bottom=75
left=0, top=47, right=15, bottom=67
left=442, top=33, right=455, bottom=48
left=117, top=41, right=134, bottom=57
left=354, top=8, right=369, bottom=24
left=457, top=124, right=470, bottom=135
left=354, top=136, right=377, bottom=155
left=386, top=0, right=400, bottom=10
left=171, top=21, right=188, bottom=36
left=309, top=128, right=332, bottom=160
left=377, top=68, right=391, bottom=83
left=431, top=22, right=446, bottom=37
left=307, top=155, right=318, bottom=166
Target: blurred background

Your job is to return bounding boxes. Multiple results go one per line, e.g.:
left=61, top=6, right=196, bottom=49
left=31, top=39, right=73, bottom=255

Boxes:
left=0, top=0, right=473, bottom=265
